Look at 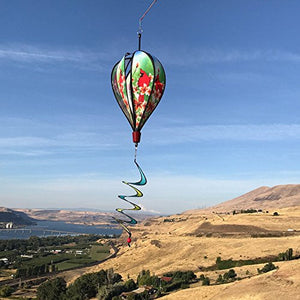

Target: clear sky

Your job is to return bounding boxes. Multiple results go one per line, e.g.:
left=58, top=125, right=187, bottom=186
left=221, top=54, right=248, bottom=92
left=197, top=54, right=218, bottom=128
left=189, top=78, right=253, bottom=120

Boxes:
left=1, top=0, right=300, bottom=214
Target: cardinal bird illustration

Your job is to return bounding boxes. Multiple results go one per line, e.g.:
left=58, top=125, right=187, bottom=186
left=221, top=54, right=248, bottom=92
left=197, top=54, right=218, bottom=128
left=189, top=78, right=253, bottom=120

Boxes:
left=138, top=69, right=151, bottom=87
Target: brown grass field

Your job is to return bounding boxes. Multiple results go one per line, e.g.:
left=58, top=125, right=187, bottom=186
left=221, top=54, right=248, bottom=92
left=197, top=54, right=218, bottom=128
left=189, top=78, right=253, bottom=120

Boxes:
left=79, top=205, right=300, bottom=299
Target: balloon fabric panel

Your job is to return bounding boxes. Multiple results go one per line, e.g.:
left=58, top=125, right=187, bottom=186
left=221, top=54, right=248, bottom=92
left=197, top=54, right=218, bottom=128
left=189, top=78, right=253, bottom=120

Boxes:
left=114, top=57, right=134, bottom=129
left=139, top=56, right=166, bottom=129
left=131, top=51, right=155, bottom=130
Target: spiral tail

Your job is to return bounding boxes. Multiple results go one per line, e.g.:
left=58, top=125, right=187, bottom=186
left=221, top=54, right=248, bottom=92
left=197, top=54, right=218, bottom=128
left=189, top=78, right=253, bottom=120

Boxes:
left=113, top=159, right=147, bottom=246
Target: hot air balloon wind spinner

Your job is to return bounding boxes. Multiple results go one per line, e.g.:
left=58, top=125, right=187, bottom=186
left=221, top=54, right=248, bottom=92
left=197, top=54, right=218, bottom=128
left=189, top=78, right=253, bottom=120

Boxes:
left=111, top=0, right=166, bottom=247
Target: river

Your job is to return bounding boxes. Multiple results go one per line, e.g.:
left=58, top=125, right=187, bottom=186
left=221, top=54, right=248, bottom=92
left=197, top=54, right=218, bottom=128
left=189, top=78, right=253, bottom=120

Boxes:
left=0, top=220, right=122, bottom=240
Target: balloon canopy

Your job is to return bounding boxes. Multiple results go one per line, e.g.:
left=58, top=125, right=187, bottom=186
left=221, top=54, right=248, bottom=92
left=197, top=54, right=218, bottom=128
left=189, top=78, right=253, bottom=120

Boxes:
left=111, top=50, right=166, bottom=144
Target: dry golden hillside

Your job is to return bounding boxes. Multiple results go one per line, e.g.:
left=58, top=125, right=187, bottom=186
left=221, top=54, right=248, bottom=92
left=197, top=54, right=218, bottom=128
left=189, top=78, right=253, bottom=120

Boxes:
left=161, top=259, right=300, bottom=299
left=64, top=186, right=300, bottom=298
left=186, top=184, right=300, bottom=213
left=85, top=206, right=300, bottom=279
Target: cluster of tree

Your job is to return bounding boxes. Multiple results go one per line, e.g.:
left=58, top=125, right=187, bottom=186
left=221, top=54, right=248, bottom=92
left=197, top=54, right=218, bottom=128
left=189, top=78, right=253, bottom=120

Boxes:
left=0, top=234, right=106, bottom=270
left=36, top=268, right=198, bottom=300
left=199, top=274, right=210, bottom=286
left=0, top=234, right=101, bottom=253
left=37, top=277, right=67, bottom=300
left=0, top=285, right=14, bottom=297
left=211, top=256, right=278, bottom=271
left=16, top=263, right=50, bottom=278
left=216, top=269, right=237, bottom=284
left=233, top=209, right=263, bottom=215
left=37, top=269, right=134, bottom=300
left=162, top=270, right=196, bottom=283
left=163, top=218, right=175, bottom=222
left=137, top=270, right=160, bottom=287
left=215, top=256, right=237, bottom=270
left=278, top=248, right=293, bottom=261
left=257, top=262, right=277, bottom=274
left=137, top=269, right=196, bottom=293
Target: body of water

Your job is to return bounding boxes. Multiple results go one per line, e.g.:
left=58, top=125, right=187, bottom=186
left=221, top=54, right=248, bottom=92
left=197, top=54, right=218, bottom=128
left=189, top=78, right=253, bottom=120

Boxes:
left=0, top=220, right=122, bottom=240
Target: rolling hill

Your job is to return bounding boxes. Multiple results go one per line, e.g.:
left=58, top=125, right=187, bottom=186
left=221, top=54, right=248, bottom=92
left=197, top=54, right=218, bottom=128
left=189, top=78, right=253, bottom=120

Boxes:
left=0, top=207, right=36, bottom=226
left=186, top=184, right=300, bottom=214
left=71, top=184, right=300, bottom=299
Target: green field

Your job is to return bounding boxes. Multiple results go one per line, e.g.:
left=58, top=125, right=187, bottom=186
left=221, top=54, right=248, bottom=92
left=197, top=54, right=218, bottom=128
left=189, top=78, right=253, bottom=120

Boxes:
left=89, top=244, right=110, bottom=261
left=56, top=261, right=79, bottom=271
left=55, top=245, right=110, bottom=271
left=17, top=244, right=111, bottom=272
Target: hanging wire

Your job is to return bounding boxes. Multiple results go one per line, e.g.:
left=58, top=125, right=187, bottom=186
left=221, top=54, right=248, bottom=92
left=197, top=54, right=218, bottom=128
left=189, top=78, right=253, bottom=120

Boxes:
left=137, top=0, right=158, bottom=50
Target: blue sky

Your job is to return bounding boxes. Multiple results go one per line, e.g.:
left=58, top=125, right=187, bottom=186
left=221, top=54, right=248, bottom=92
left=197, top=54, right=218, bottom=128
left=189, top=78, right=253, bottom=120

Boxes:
left=1, top=0, right=300, bottom=214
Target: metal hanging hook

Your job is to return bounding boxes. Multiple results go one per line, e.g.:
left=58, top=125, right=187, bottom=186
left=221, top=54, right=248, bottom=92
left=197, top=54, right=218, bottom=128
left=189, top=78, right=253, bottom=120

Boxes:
left=137, top=0, right=158, bottom=50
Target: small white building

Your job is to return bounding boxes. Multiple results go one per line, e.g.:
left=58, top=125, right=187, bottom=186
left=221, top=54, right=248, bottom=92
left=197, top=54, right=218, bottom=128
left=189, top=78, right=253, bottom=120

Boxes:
left=0, top=258, right=9, bottom=265
left=21, top=254, right=33, bottom=259
left=5, top=222, right=13, bottom=229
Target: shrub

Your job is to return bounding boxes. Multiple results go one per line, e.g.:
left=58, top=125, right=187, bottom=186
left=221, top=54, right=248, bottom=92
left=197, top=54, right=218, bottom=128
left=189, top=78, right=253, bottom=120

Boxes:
left=215, top=257, right=236, bottom=270
left=37, top=277, right=66, bottom=300
left=216, top=274, right=224, bottom=284
left=199, top=274, right=205, bottom=281
left=137, top=270, right=160, bottom=288
left=0, top=285, right=14, bottom=297
left=279, top=248, right=293, bottom=261
left=124, top=279, right=137, bottom=291
left=258, top=262, right=277, bottom=274
left=223, top=269, right=237, bottom=281
left=202, top=277, right=210, bottom=286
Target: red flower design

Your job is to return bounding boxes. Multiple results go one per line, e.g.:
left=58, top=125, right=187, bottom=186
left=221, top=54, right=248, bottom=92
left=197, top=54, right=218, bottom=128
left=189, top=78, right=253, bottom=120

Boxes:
left=155, top=74, right=164, bottom=94
left=146, top=100, right=155, bottom=113
left=140, top=83, right=151, bottom=96
left=138, top=69, right=151, bottom=87
left=118, top=69, right=125, bottom=86
left=135, top=94, right=145, bottom=110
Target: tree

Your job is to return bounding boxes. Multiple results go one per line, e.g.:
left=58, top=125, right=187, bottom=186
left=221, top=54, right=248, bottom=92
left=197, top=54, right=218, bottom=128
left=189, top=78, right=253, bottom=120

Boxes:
left=0, top=285, right=14, bottom=297
left=66, top=269, right=122, bottom=300
left=137, top=270, right=160, bottom=288
left=37, top=277, right=66, bottom=300
left=67, top=273, right=99, bottom=299
left=124, top=279, right=137, bottom=291
left=199, top=274, right=205, bottom=281
left=97, top=283, right=126, bottom=300
left=216, top=274, right=224, bottom=284
left=223, top=269, right=237, bottom=281
left=258, top=262, right=277, bottom=274
left=202, top=277, right=210, bottom=286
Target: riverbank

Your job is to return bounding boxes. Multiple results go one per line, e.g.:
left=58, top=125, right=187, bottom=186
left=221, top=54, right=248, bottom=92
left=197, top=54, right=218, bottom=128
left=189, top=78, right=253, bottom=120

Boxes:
left=0, top=220, right=121, bottom=240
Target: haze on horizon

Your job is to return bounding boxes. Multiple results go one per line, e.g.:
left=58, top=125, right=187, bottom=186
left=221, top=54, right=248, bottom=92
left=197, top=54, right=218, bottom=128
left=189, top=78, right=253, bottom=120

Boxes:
left=1, top=1, right=300, bottom=214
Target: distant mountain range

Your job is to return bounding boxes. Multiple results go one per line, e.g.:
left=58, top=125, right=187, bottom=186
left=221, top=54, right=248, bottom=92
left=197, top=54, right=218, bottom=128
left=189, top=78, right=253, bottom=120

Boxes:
left=13, top=208, right=157, bottom=226
left=0, top=207, right=36, bottom=226
left=3, top=184, right=300, bottom=225
left=188, top=184, right=300, bottom=213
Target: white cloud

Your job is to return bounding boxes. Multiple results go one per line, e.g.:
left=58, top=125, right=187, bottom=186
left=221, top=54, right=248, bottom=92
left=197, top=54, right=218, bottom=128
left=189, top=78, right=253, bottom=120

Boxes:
left=158, top=47, right=300, bottom=66
left=1, top=121, right=300, bottom=156
left=0, top=44, right=114, bottom=71
left=0, top=116, right=124, bottom=156
left=3, top=44, right=300, bottom=71
left=146, top=123, right=300, bottom=144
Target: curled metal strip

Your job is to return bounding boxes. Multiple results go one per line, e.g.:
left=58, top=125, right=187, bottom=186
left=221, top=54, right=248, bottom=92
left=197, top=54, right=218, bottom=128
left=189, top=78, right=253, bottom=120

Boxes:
left=113, top=159, right=147, bottom=246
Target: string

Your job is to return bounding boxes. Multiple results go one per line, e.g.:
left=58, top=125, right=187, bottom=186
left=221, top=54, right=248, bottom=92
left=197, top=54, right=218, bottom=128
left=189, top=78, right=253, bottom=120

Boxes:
left=138, top=0, right=158, bottom=34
